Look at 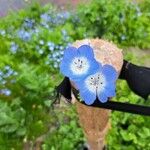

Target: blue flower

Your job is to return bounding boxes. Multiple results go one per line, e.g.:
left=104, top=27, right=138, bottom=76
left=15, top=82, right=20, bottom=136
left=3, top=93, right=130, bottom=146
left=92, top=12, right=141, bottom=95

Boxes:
left=39, top=40, right=44, bottom=45
left=40, top=13, right=52, bottom=23
left=0, top=89, right=11, bottom=96
left=23, top=18, right=35, bottom=28
left=121, top=35, right=126, bottom=41
left=38, top=49, right=44, bottom=55
left=54, top=62, right=59, bottom=68
left=0, top=30, right=6, bottom=36
left=17, top=29, right=32, bottom=41
left=76, top=64, right=117, bottom=105
left=60, top=45, right=99, bottom=80
left=10, top=42, right=18, bottom=53
left=47, top=41, right=55, bottom=51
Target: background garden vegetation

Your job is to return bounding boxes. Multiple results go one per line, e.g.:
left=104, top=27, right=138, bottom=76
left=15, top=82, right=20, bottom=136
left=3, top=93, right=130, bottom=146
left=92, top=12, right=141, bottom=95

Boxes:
left=0, top=0, right=150, bottom=149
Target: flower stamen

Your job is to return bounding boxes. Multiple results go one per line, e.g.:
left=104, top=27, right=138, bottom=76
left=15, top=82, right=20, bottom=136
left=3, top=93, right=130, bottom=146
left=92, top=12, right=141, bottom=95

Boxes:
left=85, top=73, right=106, bottom=95
left=70, top=57, right=89, bottom=75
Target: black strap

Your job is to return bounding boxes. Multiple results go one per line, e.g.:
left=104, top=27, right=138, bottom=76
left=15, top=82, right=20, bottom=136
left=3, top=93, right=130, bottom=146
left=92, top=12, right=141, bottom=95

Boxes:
left=72, top=87, right=150, bottom=116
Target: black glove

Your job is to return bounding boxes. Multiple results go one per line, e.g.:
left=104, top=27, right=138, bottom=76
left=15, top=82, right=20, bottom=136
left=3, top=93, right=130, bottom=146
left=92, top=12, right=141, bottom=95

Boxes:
left=119, top=60, right=150, bottom=99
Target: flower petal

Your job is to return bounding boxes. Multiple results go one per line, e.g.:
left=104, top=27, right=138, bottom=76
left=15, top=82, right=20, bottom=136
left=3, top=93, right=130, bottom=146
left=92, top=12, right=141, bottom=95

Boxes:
left=78, top=45, right=94, bottom=59
left=76, top=79, right=96, bottom=105
left=102, top=65, right=117, bottom=82
left=97, top=90, right=108, bottom=103
left=105, top=83, right=116, bottom=97
left=60, top=59, right=72, bottom=77
left=63, top=46, right=77, bottom=59
left=80, top=89, right=96, bottom=105
left=87, top=60, right=102, bottom=75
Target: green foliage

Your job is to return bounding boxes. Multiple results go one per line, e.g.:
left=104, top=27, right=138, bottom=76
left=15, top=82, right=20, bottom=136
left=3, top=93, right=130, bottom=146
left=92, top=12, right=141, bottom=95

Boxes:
left=42, top=106, right=85, bottom=150
left=0, top=99, right=26, bottom=135
left=77, top=0, right=150, bottom=48
left=0, top=1, right=150, bottom=149
left=0, top=99, right=25, bottom=149
left=107, top=80, right=150, bottom=150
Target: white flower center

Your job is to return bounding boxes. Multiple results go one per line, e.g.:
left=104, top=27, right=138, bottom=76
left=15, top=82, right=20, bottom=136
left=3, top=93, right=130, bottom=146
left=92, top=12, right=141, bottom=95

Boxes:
left=70, top=57, right=89, bottom=75
left=85, top=73, right=106, bottom=94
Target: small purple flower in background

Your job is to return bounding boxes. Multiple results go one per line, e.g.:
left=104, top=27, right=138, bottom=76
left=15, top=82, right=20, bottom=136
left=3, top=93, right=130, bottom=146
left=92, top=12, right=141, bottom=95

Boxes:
left=40, top=13, right=52, bottom=23
left=0, top=71, right=3, bottom=82
left=10, top=42, right=18, bottom=53
left=59, top=46, right=64, bottom=50
left=23, top=18, right=35, bottom=28
left=61, top=29, right=67, bottom=36
left=59, top=51, right=64, bottom=55
left=52, top=52, right=58, bottom=58
left=76, top=64, right=117, bottom=105
left=49, top=46, right=54, bottom=51
left=17, top=29, right=32, bottom=41
left=56, top=58, right=61, bottom=63
left=54, top=62, right=59, bottom=68
left=39, top=40, right=44, bottom=45
left=0, top=30, right=6, bottom=36
left=1, top=80, right=6, bottom=85
left=0, top=89, right=11, bottom=96
left=47, top=41, right=55, bottom=47
left=60, top=45, right=99, bottom=80
left=38, top=49, right=44, bottom=55
left=40, top=13, right=52, bottom=28
left=4, top=65, right=15, bottom=78
left=121, top=35, right=126, bottom=41
left=47, top=41, right=55, bottom=51
left=59, top=12, right=70, bottom=20
left=34, top=28, right=40, bottom=35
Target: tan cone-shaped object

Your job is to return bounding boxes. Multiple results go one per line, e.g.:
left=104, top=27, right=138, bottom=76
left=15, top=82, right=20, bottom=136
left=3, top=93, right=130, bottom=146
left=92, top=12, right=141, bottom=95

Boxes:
left=71, top=39, right=123, bottom=150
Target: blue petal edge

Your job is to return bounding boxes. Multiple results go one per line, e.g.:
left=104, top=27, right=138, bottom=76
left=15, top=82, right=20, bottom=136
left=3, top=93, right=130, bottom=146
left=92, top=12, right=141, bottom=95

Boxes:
left=60, top=59, right=72, bottom=77
left=78, top=45, right=94, bottom=59
left=80, top=90, right=96, bottom=105
left=63, top=46, right=77, bottom=59
left=97, top=91, right=108, bottom=103
left=102, top=64, right=117, bottom=81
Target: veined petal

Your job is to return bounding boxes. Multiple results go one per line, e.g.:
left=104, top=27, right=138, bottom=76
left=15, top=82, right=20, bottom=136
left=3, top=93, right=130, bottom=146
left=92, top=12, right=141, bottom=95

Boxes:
left=76, top=78, right=96, bottom=105
left=75, top=79, right=85, bottom=90
left=78, top=45, right=94, bottom=59
left=97, top=90, right=108, bottom=103
left=63, top=46, right=77, bottom=59
left=105, top=84, right=116, bottom=97
left=91, top=60, right=102, bottom=71
left=88, top=60, right=102, bottom=75
left=80, top=89, right=96, bottom=105
left=102, top=65, right=117, bottom=82
left=60, top=59, right=72, bottom=77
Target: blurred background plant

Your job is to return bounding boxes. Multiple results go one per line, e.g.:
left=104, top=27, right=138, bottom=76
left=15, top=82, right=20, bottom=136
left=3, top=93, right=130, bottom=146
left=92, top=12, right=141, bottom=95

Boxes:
left=0, top=0, right=150, bottom=149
